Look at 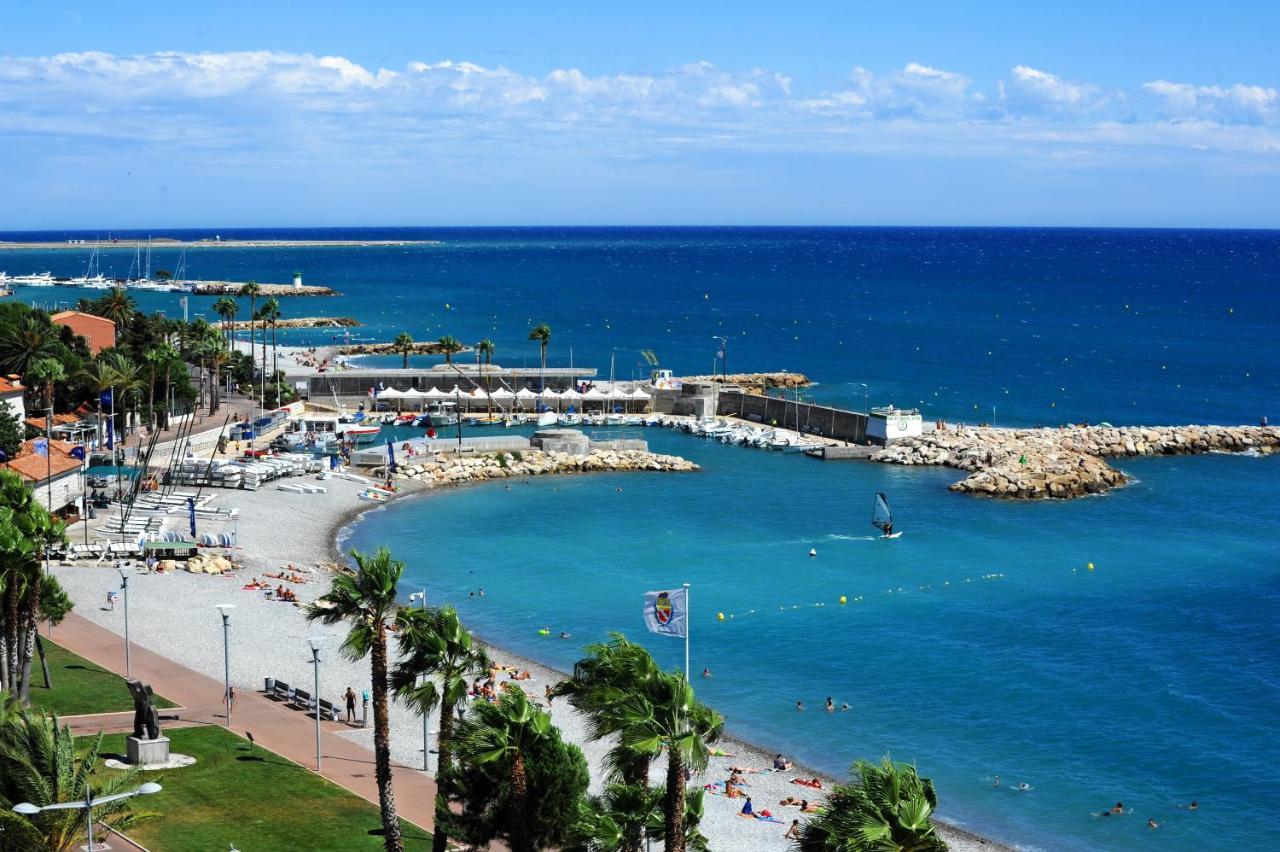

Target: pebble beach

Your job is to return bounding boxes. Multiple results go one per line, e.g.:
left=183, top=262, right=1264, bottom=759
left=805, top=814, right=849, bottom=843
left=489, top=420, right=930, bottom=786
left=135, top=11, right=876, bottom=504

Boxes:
left=55, top=475, right=1014, bottom=850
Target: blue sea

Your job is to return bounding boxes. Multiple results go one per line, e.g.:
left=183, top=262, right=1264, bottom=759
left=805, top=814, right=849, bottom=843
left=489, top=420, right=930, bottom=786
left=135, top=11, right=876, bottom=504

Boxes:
left=5, top=227, right=1279, bottom=849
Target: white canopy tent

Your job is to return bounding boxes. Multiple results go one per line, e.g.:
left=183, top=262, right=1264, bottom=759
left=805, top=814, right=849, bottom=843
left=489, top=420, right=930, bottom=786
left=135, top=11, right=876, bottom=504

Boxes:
left=376, top=387, right=405, bottom=400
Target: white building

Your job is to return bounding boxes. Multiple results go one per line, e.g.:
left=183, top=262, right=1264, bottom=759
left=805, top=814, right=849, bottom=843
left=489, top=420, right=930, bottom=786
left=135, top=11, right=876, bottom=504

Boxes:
left=867, top=406, right=923, bottom=444
left=0, top=374, right=24, bottom=425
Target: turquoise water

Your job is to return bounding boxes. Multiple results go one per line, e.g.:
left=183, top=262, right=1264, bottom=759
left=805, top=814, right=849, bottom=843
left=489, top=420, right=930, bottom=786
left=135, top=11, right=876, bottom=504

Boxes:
left=6, top=227, right=1279, bottom=848
left=349, top=431, right=1280, bottom=851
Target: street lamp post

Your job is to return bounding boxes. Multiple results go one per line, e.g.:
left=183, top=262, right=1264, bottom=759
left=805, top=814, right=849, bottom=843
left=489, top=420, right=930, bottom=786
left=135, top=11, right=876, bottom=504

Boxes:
left=408, top=589, right=429, bottom=770
left=13, top=782, right=162, bottom=852
left=116, top=563, right=130, bottom=678
left=308, top=637, right=323, bottom=771
left=711, top=336, right=728, bottom=381
left=215, top=604, right=235, bottom=727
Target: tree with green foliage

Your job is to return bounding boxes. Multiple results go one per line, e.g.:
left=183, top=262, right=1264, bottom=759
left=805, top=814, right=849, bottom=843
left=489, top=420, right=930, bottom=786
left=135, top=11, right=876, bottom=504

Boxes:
left=100, top=352, right=141, bottom=438
left=26, top=359, right=66, bottom=418
left=553, top=633, right=663, bottom=786
left=437, top=336, right=463, bottom=366
left=794, top=755, right=946, bottom=852
left=260, top=298, right=281, bottom=380
left=0, top=406, right=23, bottom=463
left=0, top=697, right=144, bottom=850
left=305, top=548, right=405, bottom=852
left=0, top=471, right=67, bottom=702
left=618, top=672, right=722, bottom=852
left=528, top=323, right=552, bottom=391
left=477, top=338, right=495, bottom=366
left=453, top=683, right=589, bottom=852
left=0, top=317, right=59, bottom=379
left=239, top=281, right=261, bottom=389
left=212, top=297, right=238, bottom=348
left=392, top=332, right=414, bottom=369
left=391, top=605, right=490, bottom=852
left=77, top=360, right=118, bottom=449
left=89, top=288, right=137, bottom=329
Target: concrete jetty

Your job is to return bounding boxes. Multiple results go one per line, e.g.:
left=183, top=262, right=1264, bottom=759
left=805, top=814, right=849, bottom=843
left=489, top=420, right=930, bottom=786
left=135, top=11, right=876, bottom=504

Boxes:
left=187, top=281, right=336, bottom=296
left=874, top=424, right=1279, bottom=499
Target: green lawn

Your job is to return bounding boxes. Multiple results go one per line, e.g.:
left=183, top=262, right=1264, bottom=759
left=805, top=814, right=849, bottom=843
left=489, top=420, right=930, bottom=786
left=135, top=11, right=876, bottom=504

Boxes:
left=25, top=638, right=177, bottom=716
left=94, top=726, right=429, bottom=851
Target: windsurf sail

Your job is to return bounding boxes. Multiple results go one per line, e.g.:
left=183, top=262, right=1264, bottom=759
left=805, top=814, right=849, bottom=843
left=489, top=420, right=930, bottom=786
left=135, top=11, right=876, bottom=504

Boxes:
left=871, top=492, right=893, bottom=535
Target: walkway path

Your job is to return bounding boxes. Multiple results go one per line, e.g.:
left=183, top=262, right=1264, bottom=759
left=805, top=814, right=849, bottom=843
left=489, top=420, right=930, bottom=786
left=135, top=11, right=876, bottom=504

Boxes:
left=51, top=612, right=439, bottom=844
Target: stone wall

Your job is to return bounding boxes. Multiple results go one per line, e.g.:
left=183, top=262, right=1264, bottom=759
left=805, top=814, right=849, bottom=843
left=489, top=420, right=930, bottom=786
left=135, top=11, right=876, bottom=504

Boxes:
left=873, top=424, right=1279, bottom=500
left=386, top=448, right=698, bottom=487
left=719, top=391, right=869, bottom=443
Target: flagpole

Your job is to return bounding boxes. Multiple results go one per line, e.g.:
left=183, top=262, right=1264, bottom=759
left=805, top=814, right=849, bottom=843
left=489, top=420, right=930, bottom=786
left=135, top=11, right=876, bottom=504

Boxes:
left=683, top=582, right=690, bottom=681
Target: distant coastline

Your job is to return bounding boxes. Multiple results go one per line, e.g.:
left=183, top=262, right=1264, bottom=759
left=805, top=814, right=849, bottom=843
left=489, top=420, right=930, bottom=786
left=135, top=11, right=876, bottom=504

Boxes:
left=0, top=238, right=442, bottom=250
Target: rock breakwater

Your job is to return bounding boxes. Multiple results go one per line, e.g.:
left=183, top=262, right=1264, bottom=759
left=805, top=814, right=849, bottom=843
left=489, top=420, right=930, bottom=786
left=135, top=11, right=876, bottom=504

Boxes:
left=873, top=424, right=1279, bottom=500
left=676, top=371, right=810, bottom=391
left=386, top=448, right=698, bottom=487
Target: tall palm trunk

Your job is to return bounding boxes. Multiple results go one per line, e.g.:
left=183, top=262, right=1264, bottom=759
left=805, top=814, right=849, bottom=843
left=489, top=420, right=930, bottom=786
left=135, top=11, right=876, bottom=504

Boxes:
left=162, top=365, right=172, bottom=429
left=370, top=633, right=404, bottom=852
left=540, top=343, right=547, bottom=391
left=510, top=751, right=532, bottom=852
left=433, top=701, right=456, bottom=852
left=664, top=750, right=686, bottom=852
left=271, top=321, right=278, bottom=384
left=147, top=365, right=156, bottom=429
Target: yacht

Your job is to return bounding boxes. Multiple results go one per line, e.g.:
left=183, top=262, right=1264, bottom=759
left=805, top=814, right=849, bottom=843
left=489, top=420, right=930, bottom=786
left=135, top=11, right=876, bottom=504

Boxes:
left=12, top=272, right=55, bottom=286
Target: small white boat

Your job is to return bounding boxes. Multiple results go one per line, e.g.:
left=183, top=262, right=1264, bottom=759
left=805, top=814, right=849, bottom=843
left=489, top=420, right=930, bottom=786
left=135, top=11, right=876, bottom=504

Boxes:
left=536, top=411, right=558, bottom=427
left=424, top=401, right=459, bottom=427
left=558, top=413, right=583, bottom=426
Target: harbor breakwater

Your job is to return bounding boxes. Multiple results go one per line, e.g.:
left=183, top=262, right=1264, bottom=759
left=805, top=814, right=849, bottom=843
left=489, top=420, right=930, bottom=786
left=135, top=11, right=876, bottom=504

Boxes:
left=677, top=371, right=809, bottom=391
left=386, top=447, right=698, bottom=486
left=874, top=424, right=1280, bottom=499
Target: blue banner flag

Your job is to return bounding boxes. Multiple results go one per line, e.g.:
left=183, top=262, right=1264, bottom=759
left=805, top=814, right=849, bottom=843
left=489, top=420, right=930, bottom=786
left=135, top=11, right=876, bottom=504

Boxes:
left=33, top=438, right=48, bottom=457
left=386, top=440, right=397, bottom=474
left=187, top=497, right=197, bottom=538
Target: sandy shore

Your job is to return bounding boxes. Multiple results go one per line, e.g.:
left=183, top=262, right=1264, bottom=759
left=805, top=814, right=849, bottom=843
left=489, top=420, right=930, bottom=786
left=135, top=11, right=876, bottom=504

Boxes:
left=54, top=477, right=1016, bottom=851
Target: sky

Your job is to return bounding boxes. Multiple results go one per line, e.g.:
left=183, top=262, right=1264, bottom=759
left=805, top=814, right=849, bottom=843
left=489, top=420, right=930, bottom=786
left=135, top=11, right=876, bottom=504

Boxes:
left=1, top=1, right=1278, bottom=229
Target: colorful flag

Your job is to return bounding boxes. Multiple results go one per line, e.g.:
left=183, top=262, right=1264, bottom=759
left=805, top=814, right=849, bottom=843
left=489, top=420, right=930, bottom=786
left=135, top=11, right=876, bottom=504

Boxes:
left=33, top=438, right=48, bottom=456
left=643, top=588, right=688, bottom=639
left=386, top=439, right=397, bottom=474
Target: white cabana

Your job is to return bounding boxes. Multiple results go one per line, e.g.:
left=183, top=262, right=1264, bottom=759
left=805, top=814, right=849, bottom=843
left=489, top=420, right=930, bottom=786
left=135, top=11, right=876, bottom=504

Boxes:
left=376, top=387, right=405, bottom=400
left=490, top=388, right=515, bottom=400
left=604, top=387, right=627, bottom=399
left=629, top=388, right=651, bottom=399
left=401, top=387, right=426, bottom=399
left=423, top=387, right=447, bottom=399
left=560, top=389, right=582, bottom=401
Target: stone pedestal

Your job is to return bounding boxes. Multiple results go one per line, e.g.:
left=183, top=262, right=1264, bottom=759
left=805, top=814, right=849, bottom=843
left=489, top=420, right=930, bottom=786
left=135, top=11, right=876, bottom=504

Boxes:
left=126, top=735, right=170, bottom=766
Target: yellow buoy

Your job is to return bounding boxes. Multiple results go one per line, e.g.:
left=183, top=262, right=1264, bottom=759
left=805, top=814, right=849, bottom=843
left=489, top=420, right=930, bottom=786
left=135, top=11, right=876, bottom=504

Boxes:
left=717, top=612, right=725, bottom=621
left=1087, top=562, right=1095, bottom=571
left=839, top=595, right=847, bottom=605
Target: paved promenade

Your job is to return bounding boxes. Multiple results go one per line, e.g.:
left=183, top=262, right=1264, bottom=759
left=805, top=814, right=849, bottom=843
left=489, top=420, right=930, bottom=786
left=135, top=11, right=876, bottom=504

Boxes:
left=51, top=611, right=439, bottom=846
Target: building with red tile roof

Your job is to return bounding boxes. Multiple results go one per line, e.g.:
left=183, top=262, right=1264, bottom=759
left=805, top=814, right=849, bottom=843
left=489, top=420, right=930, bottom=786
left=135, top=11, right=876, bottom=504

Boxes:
left=51, top=310, right=117, bottom=355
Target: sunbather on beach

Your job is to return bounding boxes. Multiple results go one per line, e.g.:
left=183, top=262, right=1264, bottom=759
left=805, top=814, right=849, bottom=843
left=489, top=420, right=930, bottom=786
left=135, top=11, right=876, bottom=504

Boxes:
left=773, top=753, right=793, bottom=771
left=785, top=819, right=801, bottom=839
left=740, top=797, right=754, bottom=816
left=779, top=796, right=802, bottom=806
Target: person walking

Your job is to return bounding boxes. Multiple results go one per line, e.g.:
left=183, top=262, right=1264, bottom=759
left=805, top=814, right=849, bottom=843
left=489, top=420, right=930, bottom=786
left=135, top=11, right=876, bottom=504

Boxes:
left=344, top=687, right=357, bottom=723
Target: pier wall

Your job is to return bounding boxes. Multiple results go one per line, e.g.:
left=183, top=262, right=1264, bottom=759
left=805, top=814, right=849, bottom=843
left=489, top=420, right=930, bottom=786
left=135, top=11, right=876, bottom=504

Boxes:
left=719, top=391, right=869, bottom=444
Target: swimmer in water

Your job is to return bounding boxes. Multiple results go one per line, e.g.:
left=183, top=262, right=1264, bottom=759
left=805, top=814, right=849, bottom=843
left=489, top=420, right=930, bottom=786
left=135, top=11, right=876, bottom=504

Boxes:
left=993, top=776, right=1000, bottom=787
left=796, top=700, right=804, bottom=712
left=840, top=702, right=850, bottom=711
left=825, top=697, right=834, bottom=712
left=1017, top=782, right=1030, bottom=791
left=1147, top=818, right=1159, bottom=830
left=702, top=668, right=712, bottom=678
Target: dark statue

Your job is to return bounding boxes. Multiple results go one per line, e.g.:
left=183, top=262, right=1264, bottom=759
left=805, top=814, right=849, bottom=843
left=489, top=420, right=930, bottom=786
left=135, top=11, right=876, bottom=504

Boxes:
left=127, top=679, right=161, bottom=740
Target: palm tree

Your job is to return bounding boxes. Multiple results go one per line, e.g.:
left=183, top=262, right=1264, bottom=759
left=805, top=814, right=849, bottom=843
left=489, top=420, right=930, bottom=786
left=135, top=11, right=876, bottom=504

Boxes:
left=260, top=298, right=281, bottom=382
left=305, top=548, right=405, bottom=852
left=212, top=297, right=238, bottom=349
left=77, top=360, right=119, bottom=450
left=93, top=288, right=136, bottom=329
left=528, top=323, right=552, bottom=391
left=391, top=606, right=490, bottom=852
left=477, top=339, right=496, bottom=396
left=26, top=359, right=66, bottom=420
left=553, top=633, right=663, bottom=786
left=0, top=318, right=58, bottom=377
left=0, top=701, right=144, bottom=851
left=456, top=683, right=555, bottom=852
left=617, top=673, right=723, bottom=852
left=239, top=281, right=261, bottom=384
left=101, top=352, right=142, bottom=435
left=145, top=343, right=180, bottom=428
left=204, top=345, right=230, bottom=415
left=567, top=783, right=663, bottom=852
left=391, top=332, right=414, bottom=369
left=794, top=756, right=945, bottom=852
left=437, top=336, right=463, bottom=366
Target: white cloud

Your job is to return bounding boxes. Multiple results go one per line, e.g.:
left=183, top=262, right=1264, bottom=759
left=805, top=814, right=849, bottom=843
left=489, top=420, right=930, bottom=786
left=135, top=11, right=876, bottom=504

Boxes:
left=0, top=50, right=1275, bottom=169
left=1143, top=79, right=1278, bottom=123
left=999, top=65, right=1107, bottom=115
